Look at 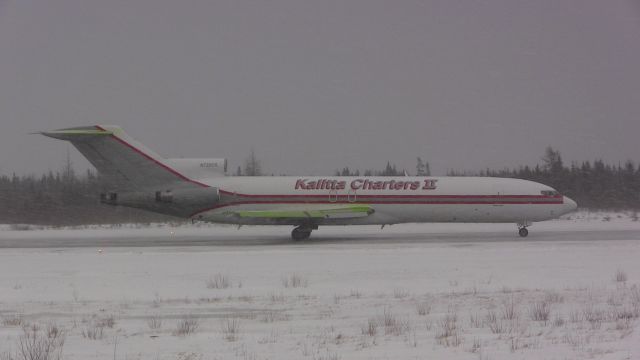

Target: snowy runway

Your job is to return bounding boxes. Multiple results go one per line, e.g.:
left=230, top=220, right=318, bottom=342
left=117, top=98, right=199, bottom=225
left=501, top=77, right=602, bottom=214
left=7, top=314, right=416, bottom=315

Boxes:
left=1, top=220, right=640, bottom=248
left=1, top=215, right=640, bottom=359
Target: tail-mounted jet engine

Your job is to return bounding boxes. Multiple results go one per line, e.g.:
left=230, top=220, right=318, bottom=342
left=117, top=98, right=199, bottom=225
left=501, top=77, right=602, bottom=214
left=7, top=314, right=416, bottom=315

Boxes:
left=100, top=187, right=220, bottom=218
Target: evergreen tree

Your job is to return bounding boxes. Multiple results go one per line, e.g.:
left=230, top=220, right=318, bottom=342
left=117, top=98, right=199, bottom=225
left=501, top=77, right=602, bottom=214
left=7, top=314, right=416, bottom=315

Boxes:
left=380, top=162, right=401, bottom=176
left=416, top=157, right=432, bottom=176
left=416, top=157, right=425, bottom=176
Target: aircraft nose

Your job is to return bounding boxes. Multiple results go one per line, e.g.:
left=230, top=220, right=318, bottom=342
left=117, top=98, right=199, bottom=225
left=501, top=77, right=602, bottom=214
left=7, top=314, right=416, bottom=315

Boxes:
left=563, top=196, right=577, bottom=213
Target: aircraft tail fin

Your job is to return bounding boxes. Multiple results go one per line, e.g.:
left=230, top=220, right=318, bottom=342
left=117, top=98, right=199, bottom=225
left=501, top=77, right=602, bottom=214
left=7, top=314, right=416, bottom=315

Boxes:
left=41, top=125, right=208, bottom=190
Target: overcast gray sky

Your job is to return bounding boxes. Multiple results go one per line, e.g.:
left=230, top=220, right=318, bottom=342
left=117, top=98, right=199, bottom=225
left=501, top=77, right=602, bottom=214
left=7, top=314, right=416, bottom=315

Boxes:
left=1, top=0, right=639, bottom=176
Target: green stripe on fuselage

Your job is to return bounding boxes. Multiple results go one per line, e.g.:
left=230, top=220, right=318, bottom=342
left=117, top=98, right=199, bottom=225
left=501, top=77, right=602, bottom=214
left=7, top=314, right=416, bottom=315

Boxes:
left=47, top=129, right=113, bottom=135
left=230, top=205, right=373, bottom=219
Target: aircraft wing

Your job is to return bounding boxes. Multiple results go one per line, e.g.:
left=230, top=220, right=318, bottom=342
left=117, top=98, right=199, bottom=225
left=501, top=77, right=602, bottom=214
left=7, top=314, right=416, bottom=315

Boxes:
left=223, top=204, right=374, bottom=220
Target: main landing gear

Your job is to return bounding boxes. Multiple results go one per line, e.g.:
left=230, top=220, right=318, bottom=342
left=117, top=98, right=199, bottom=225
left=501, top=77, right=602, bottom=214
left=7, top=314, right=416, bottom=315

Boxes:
left=518, top=227, right=529, bottom=237
left=517, top=222, right=531, bottom=237
left=291, top=225, right=317, bottom=241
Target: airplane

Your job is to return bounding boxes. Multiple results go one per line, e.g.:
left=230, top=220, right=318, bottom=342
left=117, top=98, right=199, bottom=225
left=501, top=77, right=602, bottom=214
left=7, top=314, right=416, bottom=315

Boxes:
left=41, top=125, right=577, bottom=240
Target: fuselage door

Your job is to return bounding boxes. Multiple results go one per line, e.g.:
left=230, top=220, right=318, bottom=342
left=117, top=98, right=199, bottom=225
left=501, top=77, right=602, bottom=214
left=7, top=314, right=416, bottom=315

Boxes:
left=348, top=189, right=357, bottom=203
left=329, top=190, right=338, bottom=203
left=492, top=184, right=504, bottom=207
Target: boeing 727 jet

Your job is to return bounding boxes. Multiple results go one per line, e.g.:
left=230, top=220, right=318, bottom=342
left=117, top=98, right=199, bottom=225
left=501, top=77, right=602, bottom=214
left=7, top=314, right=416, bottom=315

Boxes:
left=41, top=125, right=577, bottom=240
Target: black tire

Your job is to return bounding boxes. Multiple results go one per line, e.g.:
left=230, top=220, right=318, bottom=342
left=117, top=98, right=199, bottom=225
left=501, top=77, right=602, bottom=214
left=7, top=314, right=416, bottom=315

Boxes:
left=291, top=227, right=311, bottom=241
left=518, top=227, right=529, bottom=237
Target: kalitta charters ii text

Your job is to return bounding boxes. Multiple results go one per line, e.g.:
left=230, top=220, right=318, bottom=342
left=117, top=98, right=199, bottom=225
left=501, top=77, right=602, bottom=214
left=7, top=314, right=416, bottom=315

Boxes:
left=295, top=178, right=438, bottom=191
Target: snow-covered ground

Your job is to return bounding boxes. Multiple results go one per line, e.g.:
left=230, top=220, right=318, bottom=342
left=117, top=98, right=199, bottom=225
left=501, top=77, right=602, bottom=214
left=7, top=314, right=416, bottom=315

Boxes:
left=1, top=210, right=640, bottom=359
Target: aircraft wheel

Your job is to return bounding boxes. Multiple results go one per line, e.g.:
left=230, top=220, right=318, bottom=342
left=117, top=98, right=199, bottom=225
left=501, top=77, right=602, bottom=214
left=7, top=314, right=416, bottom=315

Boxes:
left=518, top=227, right=529, bottom=237
left=291, top=227, right=312, bottom=241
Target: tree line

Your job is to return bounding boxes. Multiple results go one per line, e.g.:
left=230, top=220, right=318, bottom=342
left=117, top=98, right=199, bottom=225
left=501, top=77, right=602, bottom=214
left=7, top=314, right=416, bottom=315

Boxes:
left=333, top=148, right=640, bottom=210
left=451, top=147, right=640, bottom=210
left=334, top=157, right=431, bottom=177
left=0, top=147, right=638, bottom=225
left=0, top=168, right=174, bottom=226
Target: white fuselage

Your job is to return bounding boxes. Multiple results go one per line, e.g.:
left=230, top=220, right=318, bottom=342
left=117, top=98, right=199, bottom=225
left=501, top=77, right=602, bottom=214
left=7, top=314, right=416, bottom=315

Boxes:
left=191, top=176, right=577, bottom=226
left=41, top=125, right=577, bottom=234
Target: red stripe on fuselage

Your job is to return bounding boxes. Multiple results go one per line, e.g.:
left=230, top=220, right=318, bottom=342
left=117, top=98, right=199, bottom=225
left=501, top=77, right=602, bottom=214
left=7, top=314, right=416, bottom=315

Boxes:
left=218, top=189, right=561, bottom=199
left=189, top=197, right=564, bottom=218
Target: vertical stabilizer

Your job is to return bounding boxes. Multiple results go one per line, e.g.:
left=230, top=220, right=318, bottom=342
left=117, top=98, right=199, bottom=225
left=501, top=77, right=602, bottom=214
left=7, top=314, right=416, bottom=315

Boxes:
left=41, top=125, right=208, bottom=190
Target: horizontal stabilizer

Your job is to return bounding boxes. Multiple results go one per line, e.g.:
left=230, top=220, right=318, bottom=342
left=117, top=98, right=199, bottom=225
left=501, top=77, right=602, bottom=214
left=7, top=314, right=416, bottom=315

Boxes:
left=40, top=128, right=114, bottom=140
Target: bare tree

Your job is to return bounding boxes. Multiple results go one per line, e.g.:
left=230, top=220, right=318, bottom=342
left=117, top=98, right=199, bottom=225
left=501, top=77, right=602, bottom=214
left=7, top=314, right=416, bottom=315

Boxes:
left=243, top=148, right=263, bottom=176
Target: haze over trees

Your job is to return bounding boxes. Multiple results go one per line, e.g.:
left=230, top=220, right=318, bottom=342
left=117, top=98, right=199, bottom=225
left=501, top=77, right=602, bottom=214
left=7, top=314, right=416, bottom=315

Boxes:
left=335, top=161, right=406, bottom=177
left=0, top=147, right=638, bottom=225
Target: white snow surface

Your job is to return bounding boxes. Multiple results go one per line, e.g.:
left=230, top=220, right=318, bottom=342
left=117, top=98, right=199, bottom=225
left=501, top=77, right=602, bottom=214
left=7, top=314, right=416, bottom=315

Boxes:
left=0, top=210, right=639, bottom=359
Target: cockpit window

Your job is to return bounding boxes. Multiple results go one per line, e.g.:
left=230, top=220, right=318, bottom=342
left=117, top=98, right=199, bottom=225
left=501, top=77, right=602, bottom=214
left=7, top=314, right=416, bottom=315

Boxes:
left=541, top=190, right=560, bottom=196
